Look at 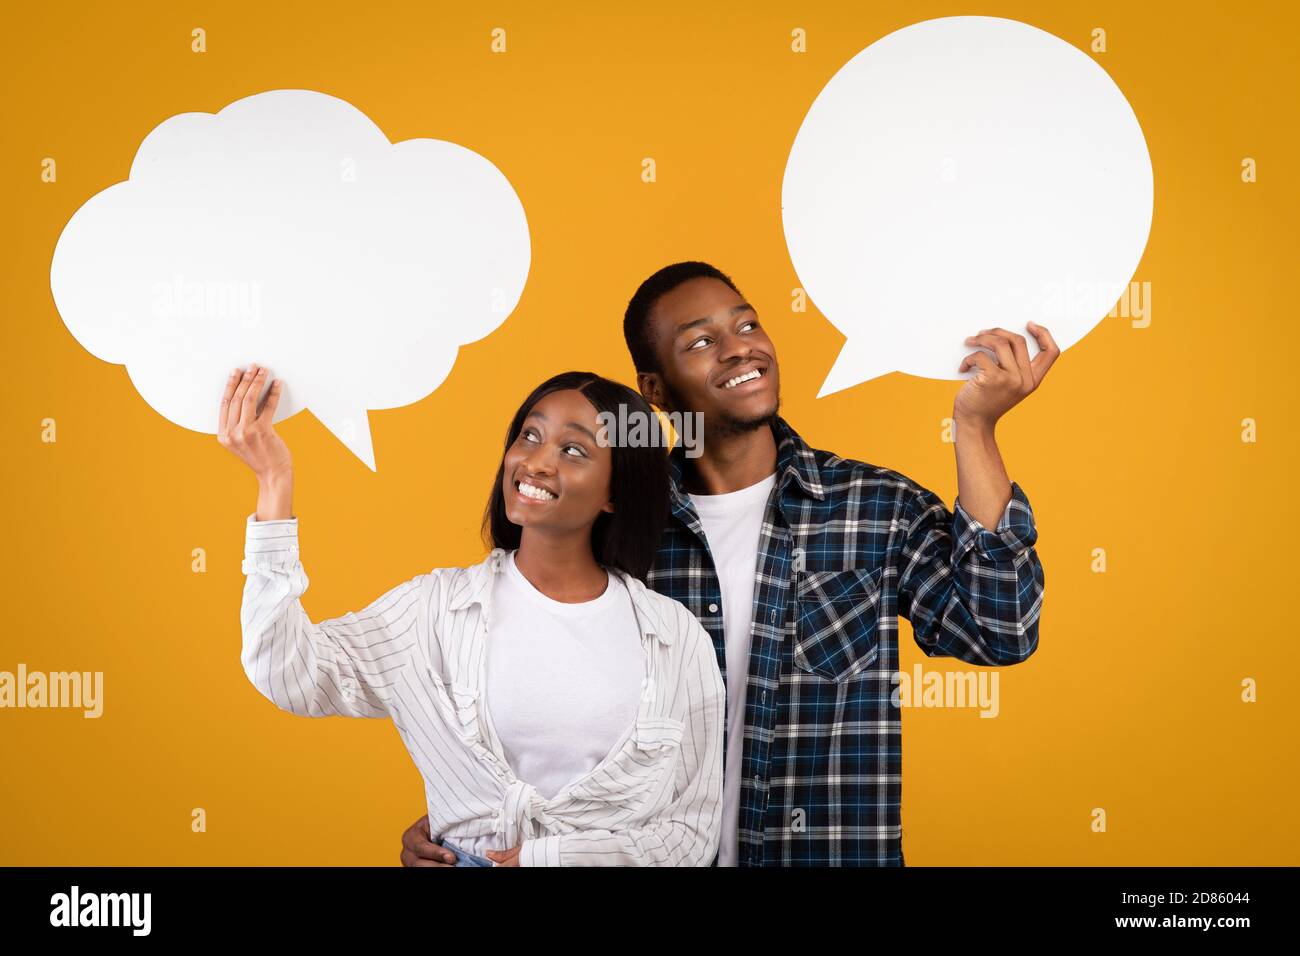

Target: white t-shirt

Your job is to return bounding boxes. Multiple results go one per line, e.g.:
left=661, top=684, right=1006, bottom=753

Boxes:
left=485, top=551, right=644, bottom=801
left=689, top=471, right=777, bottom=867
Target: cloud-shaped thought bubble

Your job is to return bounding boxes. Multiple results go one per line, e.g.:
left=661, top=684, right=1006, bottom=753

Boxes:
left=782, top=16, right=1153, bottom=397
left=50, top=89, right=530, bottom=469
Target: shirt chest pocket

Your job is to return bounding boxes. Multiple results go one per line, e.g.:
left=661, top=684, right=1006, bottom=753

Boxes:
left=793, top=567, right=885, bottom=682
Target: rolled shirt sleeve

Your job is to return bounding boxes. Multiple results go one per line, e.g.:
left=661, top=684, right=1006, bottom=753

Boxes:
left=241, top=514, right=425, bottom=718
left=897, top=481, right=1045, bottom=666
left=952, top=481, right=1040, bottom=564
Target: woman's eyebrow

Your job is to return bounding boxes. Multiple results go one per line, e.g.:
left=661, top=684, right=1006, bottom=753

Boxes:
left=529, top=410, right=597, bottom=443
left=563, top=422, right=600, bottom=443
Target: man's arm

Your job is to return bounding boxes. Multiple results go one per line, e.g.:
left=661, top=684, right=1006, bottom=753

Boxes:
left=398, top=815, right=459, bottom=867
left=897, top=322, right=1058, bottom=665
left=951, top=321, right=1059, bottom=526
left=897, top=479, right=1044, bottom=665
left=952, top=414, right=1012, bottom=528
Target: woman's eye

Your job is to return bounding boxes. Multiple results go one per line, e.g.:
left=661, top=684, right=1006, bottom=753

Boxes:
left=563, top=444, right=587, bottom=458
left=521, top=428, right=540, bottom=443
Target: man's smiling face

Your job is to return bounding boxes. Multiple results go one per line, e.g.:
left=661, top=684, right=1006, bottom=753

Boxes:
left=638, top=276, right=781, bottom=434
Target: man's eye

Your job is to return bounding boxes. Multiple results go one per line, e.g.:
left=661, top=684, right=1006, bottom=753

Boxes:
left=687, top=337, right=711, bottom=350
left=740, top=320, right=758, bottom=332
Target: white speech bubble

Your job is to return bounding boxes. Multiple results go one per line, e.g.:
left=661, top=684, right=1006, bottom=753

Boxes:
left=50, top=89, right=530, bottom=469
left=782, top=16, right=1153, bottom=397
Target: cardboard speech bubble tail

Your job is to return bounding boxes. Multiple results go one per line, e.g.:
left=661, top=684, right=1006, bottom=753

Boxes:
left=816, top=340, right=893, bottom=399
left=308, top=402, right=376, bottom=471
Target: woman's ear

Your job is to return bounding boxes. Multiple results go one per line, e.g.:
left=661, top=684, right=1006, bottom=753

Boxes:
left=601, top=499, right=615, bottom=514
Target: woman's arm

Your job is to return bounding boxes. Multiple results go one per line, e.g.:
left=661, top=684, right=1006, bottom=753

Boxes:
left=517, top=607, right=726, bottom=866
left=220, top=365, right=425, bottom=719
left=240, top=514, right=426, bottom=718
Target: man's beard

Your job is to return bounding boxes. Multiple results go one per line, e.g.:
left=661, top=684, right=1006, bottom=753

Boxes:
left=662, top=376, right=780, bottom=439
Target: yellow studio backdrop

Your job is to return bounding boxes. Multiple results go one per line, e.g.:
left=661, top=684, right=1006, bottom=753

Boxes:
left=2, top=0, right=1297, bottom=865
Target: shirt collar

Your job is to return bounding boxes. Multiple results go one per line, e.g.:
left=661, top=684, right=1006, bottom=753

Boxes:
left=447, top=548, right=675, bottom=645
left=667, top=415, right=825, bottom=504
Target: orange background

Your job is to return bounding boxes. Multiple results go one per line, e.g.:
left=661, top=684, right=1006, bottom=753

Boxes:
left=2, top=0, right=1296, bottom=865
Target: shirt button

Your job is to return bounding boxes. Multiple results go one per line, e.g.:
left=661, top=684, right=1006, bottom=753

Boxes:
left=708, top=603, right=719, bottom=613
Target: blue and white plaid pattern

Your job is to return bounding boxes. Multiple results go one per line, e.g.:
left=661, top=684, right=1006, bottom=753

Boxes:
left=647, top=417, right=1045, bottom=865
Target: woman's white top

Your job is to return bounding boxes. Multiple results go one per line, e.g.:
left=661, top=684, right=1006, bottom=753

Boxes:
left=487, top=552, right=642, bottom=801
left=239, top=515, right=725, bottom=866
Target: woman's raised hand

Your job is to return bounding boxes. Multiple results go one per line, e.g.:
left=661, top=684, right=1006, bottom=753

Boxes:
left=218, top=365, right=294, bottom=520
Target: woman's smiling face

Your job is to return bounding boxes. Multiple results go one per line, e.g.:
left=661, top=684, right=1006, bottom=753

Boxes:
left=500, top=387, right=614, bottom=537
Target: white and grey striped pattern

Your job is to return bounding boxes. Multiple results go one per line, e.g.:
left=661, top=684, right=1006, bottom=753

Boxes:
left=240, top=515, right=726, bottom=866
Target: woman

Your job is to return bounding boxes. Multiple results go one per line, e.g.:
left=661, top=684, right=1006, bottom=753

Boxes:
left=222, top=365, right=724, bottom=866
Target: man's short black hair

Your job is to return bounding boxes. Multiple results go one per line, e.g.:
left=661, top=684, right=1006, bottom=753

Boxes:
left=623, top=261, right=743, bottom=374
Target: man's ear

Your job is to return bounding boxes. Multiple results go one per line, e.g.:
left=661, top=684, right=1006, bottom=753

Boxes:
left=637, top=371, right=666, bottom=411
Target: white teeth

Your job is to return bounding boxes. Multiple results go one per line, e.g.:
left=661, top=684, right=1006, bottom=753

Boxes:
left=724, top=369, right=762, bottom=389
left=518, top=481, right=557, bottom=501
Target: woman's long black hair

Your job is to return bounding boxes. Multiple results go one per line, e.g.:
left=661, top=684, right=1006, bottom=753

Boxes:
left=482, top=371, right=670, bottom=582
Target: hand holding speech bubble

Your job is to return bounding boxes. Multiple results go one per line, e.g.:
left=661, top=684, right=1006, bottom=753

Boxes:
left=781, top=16, right=1153, bottom=397
left=50, top=89, right=531, bottom=469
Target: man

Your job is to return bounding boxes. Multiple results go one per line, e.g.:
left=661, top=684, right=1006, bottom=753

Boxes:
left=403, top=260, right=1055, bottom=866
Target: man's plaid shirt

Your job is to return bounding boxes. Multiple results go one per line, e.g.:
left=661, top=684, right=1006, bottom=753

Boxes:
left=647, top=416, right=1044, bottom=866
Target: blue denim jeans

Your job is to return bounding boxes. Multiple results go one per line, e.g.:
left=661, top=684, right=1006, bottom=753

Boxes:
left=440, top=837, right=495, bottom=867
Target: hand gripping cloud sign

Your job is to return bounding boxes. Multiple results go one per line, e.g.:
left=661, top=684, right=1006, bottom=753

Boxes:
left=782, top=16, right=1154, bottom=397
left=50, top=89, right=530, bottom=470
